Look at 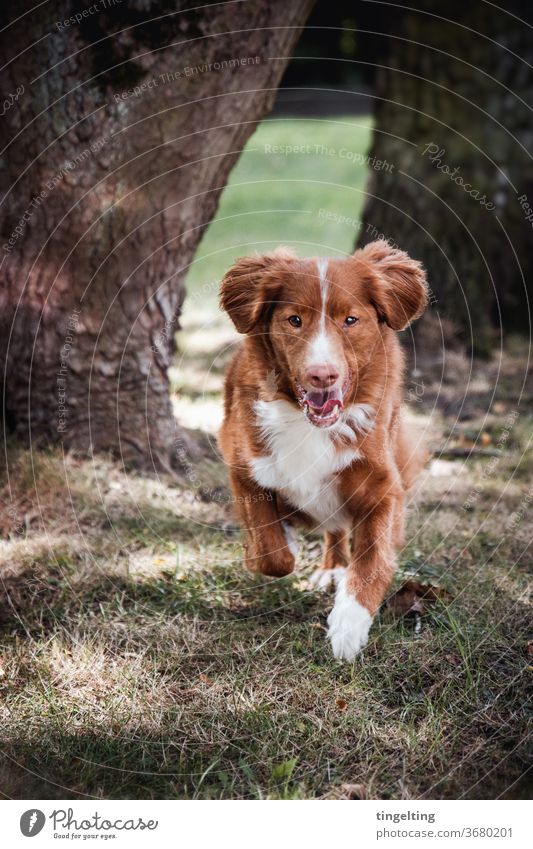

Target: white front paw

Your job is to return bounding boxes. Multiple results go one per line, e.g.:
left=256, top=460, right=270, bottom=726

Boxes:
left=326, top=575, right=373, bottom=661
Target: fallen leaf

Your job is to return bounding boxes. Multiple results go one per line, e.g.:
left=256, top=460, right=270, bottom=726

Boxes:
left=339, top=783, right=368, bottom=799
left=492, top=401, right=506, bottom=414
left=387, top=580, right=452, bottom=617
left=336, top=698, right=348, bottom=710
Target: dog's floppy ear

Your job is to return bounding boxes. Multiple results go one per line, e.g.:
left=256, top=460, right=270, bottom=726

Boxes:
left=357, top=240, right=428, bottom=331
left=220, top=248, right=296, bottom=333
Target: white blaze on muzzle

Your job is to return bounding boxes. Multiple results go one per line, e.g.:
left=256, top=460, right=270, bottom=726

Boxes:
left=298, top=259, right=346, bottom=427
left=307, top=258, right=335, bottom=365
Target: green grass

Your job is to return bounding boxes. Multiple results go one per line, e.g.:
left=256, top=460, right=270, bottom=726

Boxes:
left=184, top=117, right=373, bottom=308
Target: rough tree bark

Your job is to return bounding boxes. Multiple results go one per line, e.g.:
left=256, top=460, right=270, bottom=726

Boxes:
left=0, top=0, right=314, bottom=467
left=356, top=1, right=533, bottom=356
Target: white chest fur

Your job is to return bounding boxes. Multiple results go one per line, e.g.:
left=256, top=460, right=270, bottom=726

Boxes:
left=250, top=399, right=372, bottom=532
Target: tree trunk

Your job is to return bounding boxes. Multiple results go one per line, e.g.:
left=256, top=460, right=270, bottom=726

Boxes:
left=356, top=1, right=533, bottom=356
left=0, top=0, right=313, bottom=468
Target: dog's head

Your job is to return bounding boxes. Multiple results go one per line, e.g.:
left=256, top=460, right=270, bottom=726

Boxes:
left=220, top=241, right=427, bottom=428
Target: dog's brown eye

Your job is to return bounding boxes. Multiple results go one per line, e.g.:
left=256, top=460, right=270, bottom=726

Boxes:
left=288, top=315, right=302, bottom=328
left=344, top=316, right=359, bottom=327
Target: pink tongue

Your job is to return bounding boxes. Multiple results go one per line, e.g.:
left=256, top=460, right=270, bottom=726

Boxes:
left=306, top=389, right=343, bottom=414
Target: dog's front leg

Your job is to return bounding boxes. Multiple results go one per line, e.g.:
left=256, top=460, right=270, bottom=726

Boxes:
left=230, top=472, right=296, bottom=578
left=327, top=492, right=397, bottom=661
left=309, top=529, right=350, bottom=589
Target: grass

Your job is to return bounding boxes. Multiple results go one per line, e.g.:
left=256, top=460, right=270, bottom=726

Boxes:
left=0, top=118, right=531, bottom=800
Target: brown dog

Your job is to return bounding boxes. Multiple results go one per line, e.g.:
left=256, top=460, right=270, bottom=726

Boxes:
left=219, top=241, right=428, bottom=660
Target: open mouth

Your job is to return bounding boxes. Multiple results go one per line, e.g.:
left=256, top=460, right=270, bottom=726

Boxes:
left=296, top=378, right=350, bottom=428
